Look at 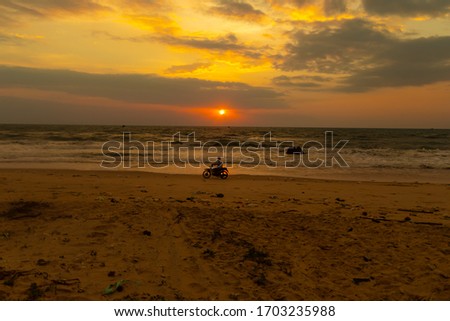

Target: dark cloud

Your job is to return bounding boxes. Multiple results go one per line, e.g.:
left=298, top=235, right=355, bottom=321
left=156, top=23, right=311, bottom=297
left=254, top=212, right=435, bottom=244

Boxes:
left=340, top=36, right=450, bottom=92
left=0, top=66, right=287, bottom=109
left=154, top=33, right=244, bottom=51
left=362, top=0, right=450, bottom=17
left=93, top=30, right=264, bottom=59
left=283, top=0, right=315, bottom=7
left=278, top=19, right=450, bottom=91
left=208, top=0, right=267, bottom=22
left=272, top=75, right=331, bottom=88
left=165, top=62, right=212, bottom=74
left=94, top=30, right=241, bottom=50
left=279, top=19, right=394, bottom=74
left=323, top=0, right=347, bottom=15
left=0, top=96, right=197, bottom=125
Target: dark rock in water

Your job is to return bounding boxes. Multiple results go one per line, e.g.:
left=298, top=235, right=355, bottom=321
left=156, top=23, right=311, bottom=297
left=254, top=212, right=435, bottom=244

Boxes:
left=285, top=146, right=303, bottom=154
left=216, top=193, right=224, bottom=198
left=36, top=259, right=50, bottom=266
left=143, top=230, right=152, bottom=236
left=404, top=217, right=412, bottom=222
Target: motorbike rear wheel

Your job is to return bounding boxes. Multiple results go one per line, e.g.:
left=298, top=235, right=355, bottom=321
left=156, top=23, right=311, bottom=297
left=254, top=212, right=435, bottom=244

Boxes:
left=220, top=171, right=228, bottom=179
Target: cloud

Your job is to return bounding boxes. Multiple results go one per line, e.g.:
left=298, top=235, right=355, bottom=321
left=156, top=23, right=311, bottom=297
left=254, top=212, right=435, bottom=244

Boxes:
left=153, top=33, right=268, bottom=60
left=279, top=19, right=393, bottom=74
left=340, top=36, right=450, bottom=92
left=207, top=0, right=267, bottom=22
left=268, top=0, right=348, bottom=16
left=0, top=95, right=195, bottom=125
left=0, top=0, right=111, bottom=19
left=117, top=0, right=167, bottom=9
left=165, top=62, right=212, bottom=74
left=0, top=66, right=287, bottom=109
left=361, top=0, right=450, bottom=17
left=323, top=0, right=347, bottom=15
left=122, top=13, right=181, bottom=34
left=272, top=75, right=332, bottom=88
left=0, top=32, right=27, bottom=45
left=94, top=30, right=265, bottom=59
left=153, top=32, right=244, bottom=51
left=278, top=18, right=450, bottom=91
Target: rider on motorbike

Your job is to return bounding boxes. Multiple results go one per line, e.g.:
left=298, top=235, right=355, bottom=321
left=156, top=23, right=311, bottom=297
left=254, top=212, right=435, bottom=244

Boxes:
left=210, top=157, right=223, bottom=174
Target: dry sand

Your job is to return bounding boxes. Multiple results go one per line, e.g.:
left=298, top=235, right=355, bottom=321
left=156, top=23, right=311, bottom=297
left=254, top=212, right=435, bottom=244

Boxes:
left=0, top=168, right=449, bottom=300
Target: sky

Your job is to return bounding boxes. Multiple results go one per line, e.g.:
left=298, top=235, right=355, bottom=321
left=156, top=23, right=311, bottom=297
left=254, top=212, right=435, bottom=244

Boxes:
left=0, top=0, right=449, bottom=128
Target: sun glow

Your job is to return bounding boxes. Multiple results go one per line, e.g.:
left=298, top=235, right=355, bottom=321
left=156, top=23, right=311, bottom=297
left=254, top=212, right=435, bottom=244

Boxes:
left=218, top=109, right=226, bottom=116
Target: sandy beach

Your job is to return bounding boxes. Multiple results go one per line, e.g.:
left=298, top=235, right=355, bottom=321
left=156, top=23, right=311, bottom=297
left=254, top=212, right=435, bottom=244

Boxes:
left=0, top=168, right=449, bottom=300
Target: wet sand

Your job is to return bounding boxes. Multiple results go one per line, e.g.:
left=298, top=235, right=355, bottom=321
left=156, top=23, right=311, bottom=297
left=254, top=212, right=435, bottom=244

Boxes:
left=0, top=169, right=449, bottom=300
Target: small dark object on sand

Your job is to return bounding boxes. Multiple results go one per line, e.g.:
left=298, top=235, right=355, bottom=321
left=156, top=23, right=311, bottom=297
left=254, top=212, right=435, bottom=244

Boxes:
left=143, top=230, right=152, bottom=236
left=353, top=277, right=372, bottom=285
left=108, top=271, right=116, bottom=277
left=254, top=273, right=267, bottom=286
left=27, top=283, right=43, bottom=300
left=103, top=280, right=127, bottom=295
left=216, top=193, right=224, bottom=198
left=36, top=259, right=50, bottom=266
left=203, top=249, right=216, bottom=259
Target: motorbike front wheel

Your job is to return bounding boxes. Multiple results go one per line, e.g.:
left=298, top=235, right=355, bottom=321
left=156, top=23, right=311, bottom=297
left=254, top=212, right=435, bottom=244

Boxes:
left=202, top=170, right=211, bottom=178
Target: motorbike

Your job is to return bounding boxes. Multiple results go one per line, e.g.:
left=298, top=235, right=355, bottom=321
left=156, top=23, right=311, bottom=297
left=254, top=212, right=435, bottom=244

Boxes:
left=202, top=167, right=229, bottom=179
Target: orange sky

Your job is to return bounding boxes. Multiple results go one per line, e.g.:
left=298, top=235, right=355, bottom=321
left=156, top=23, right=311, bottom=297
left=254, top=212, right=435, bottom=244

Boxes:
left=0, top=0, right=449, bottom=128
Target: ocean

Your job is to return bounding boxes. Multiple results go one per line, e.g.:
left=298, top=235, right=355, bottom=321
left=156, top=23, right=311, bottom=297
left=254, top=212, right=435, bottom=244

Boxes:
left=0, top=124, right=449, bottom=183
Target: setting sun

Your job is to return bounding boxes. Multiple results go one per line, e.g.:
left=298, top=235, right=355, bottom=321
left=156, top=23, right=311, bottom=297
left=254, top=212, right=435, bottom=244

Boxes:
left=218, top=109, right=226, bottom=116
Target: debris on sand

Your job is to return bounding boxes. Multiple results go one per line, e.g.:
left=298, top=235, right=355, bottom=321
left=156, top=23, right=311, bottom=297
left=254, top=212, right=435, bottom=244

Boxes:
left=1, top=201, right=50, bottom=220
left=103, top=280, right=128, bottom=295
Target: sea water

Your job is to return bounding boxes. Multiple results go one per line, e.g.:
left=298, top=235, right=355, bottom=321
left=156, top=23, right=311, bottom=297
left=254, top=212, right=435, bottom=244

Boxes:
left=0, top=124, right=449, bottom=183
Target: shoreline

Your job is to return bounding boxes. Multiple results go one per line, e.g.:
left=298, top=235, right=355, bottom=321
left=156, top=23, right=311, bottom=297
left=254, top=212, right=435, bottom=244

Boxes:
left=1, top=168, right=449, bottom=300
left=1, top=163, right=449, bottom=184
